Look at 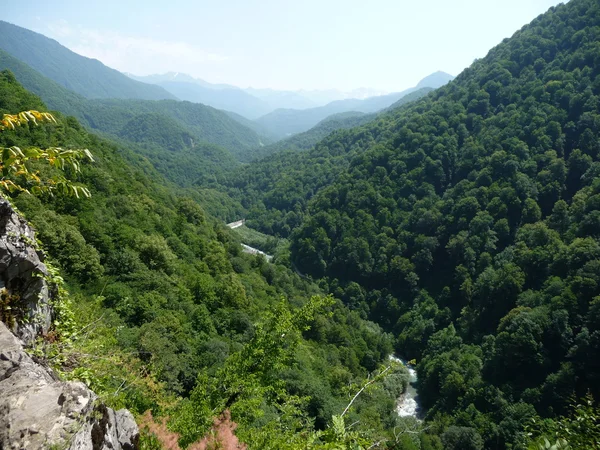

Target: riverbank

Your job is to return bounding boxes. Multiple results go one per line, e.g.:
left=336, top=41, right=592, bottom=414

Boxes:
left=389, top=356, right=422, bottom=419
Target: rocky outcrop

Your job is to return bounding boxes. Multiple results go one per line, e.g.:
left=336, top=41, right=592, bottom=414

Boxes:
left=0, top=198, right=139, bottom=449
left=0, top=321, right=139, bottom=449
left=0, top=198, right=53, bottom=345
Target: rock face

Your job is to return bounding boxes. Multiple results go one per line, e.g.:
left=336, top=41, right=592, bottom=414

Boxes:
left=0, top=198, right=140, bottom=449
left=0, top=321, right=139, bottom=449
left=0, top=198, right=53, bottom=345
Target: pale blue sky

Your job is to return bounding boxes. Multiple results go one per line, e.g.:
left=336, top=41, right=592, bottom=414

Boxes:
left=3, top=0, right=564, bottom=91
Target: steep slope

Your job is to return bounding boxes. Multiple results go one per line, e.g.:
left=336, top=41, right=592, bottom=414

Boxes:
left=0, top=201, right=139, bottom=449
left=0, top=72, right=410, bottom=449
left=0, top=50, right=263, bottom=170
left=0, top=21, right=175, bottom=101
left=0, top=48, right=88, bottom=116
left=255, top=74, right=451, bottom=138
left=251, top=87, right=434, bottom=160
left=271, top=0, right=600, bottom=447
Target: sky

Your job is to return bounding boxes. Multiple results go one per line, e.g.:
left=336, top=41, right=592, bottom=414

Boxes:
left=2, top=0, right=564, bottom=92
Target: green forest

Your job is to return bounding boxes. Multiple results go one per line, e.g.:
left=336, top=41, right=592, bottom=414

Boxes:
left=1, top=0, right=600, bottom=449
left=221, top=0, right=600, bottom=448
left=0, top=71, right=414, bottom=449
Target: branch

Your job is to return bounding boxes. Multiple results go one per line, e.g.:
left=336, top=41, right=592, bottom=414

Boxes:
left=341, top=365, right=391, bottom=417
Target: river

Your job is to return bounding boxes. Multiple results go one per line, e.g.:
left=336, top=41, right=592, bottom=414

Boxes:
left=389, top=356, right=421, bottom=418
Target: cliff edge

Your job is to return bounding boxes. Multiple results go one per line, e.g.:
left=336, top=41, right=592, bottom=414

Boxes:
left=0, top=198, right=139, bottom=449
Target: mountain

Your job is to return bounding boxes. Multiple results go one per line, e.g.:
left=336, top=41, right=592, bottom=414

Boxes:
left=226, top=0, right=600, bottom=447
left=222, top=109, right=279, bottom=142
left=0, top=21, right=175, bottom=101
left=0, top=49, right=265, bottom=169
left=128, top=72, right=395, bottom=116
left=0, top=71, right=405, bottom=449
left=251, top=87, right=434, bottom=160
left=0, top=48, right=87, bottom=117
left=244, top=87, right=318, bottom=110
left=415, top=70, right=454, bottom=88
left=296, top=87, right=388, bottom=105
left=254, top=111, right=371, bottom=156
left=155, top=80, right=272, bottom=119
left=85, top=98, right=264, bottom=162
left=254, top=78, right=444, bottom=139
left=129, top=72, right=274, bottom=119
left=128, top=71, right=238, bottom=90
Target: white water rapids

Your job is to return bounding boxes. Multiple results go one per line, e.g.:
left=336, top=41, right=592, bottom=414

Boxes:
left=389, top=355, right=421, bottom=418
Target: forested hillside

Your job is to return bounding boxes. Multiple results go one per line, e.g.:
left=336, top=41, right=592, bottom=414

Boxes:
left=251, top=88, right=434, bottom=161
left=0, top=49, right=268, bottom=180
left=256, top=78, right=445, bottom=138
left=221, top=88, right=438, bottom=238
left=2, top=0, right=600, bottom=448
left=80, top=98, right=264, bottom=161
left=238, top=0, right=600, bottom=447
left=0, top=72, right=422, bottom=448
left=0, top=21, right=175, bottom=100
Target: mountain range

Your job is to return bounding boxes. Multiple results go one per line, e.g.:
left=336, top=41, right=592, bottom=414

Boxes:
left=0, top=0, right=599, bottom=448
left=0, top=20, right=452, bottom=165
left=129, top=71, right=391, bottom=111
left=129, top=70, right=452, bottom=123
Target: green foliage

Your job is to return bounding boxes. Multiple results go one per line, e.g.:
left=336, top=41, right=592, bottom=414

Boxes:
left=0, top=21, right=174, bottom=101
left=0, top=109, right=93, bottom=196
left=171, top=295, right=334, bottom=446
left=524, top=395, right=600, bottom=449
left=210, top=0, right=600, bottom=447
left=5, top=0, right=600, bottom=447
left=442, top=426, right=484, bottom=450
left=0, top=70, right=402, bottom=448
left=0, top=49, right=266, bottom=184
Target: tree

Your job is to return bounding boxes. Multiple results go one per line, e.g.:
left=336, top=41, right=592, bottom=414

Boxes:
left=441, top=426, right=484, bottom=450
left=0, top=110, right=93, bottom=196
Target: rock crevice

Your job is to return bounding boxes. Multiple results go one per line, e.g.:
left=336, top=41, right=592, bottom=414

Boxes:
left=0, top=198, right=53, bottom=345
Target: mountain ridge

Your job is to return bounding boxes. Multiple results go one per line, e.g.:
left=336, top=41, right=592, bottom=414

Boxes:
left=222, top=0, right=600, bottom=447
left=254, top=73, right=452, bottom=138
left=0, top=20, right=175, bottom=101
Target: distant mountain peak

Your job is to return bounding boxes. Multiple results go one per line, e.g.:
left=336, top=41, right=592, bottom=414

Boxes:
left=416, top=71, right=454, bottom=88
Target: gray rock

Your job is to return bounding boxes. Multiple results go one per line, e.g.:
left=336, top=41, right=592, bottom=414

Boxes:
left=0, top=199, right=54, bottom=344
left=0, top=199, right=139, bottom=449
left=0, top=321, right=139, bottom=449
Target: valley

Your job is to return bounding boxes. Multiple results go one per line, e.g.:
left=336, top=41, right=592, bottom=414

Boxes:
left=1, top=0, right=600, bottom=449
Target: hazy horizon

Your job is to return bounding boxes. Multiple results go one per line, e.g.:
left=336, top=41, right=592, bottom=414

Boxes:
left=3, top=0, right=564, bottom=92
